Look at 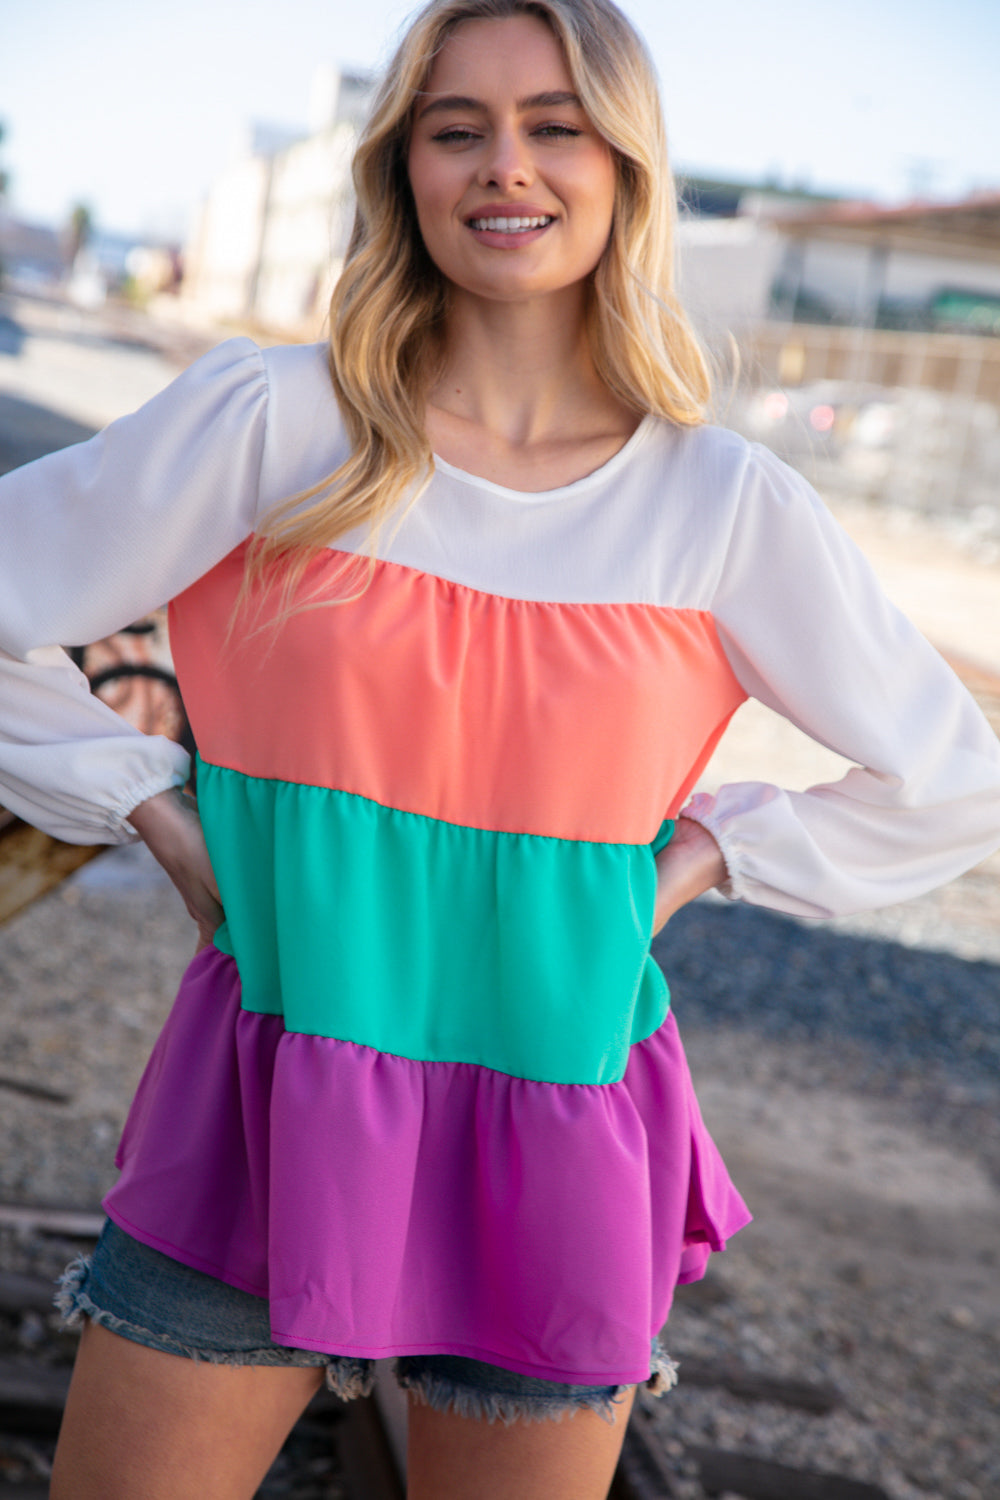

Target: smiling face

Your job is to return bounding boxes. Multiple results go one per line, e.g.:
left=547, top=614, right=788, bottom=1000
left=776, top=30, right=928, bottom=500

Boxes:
left=406, top=13, right=617, bottom=306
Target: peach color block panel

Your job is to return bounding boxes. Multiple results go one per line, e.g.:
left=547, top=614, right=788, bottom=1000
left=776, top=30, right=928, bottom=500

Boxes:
left=169, top=547, right=746, bottom=844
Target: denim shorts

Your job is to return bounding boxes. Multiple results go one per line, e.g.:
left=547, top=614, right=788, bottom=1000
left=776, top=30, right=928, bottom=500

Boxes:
left=56, top=1220, right=677, bottom=1425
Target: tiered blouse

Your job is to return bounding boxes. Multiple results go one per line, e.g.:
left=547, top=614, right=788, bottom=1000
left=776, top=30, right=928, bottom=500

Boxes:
left=2, top=339, right=998, bottom=1384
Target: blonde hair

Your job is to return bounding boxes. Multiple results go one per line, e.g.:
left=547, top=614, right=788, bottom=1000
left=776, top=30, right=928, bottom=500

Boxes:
left=244, top=0, right=711, bottom=616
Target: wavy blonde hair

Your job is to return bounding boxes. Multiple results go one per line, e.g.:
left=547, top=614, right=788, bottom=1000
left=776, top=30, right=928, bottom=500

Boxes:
left=243, top=0, right=711, bottom=617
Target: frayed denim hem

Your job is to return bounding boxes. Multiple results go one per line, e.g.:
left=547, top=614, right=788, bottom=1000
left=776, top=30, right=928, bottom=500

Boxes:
left=645, top=1337, right=680, bottom=1397
left=55, top=1233, right=678, bottom=1415
left=53, top=1252, right=374, bottom=1401
left=396, top=1362, right=630, bottom=1426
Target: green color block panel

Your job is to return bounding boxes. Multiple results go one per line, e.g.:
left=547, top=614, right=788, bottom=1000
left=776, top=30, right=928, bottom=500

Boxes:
left=199, top=759, right=673, bottom=1086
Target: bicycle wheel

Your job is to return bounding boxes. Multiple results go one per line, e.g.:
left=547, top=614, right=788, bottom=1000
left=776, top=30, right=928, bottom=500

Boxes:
left=88, top=664, right=196, bottom=760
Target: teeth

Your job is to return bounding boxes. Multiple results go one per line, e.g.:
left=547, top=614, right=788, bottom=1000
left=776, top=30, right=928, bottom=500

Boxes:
left=469, top=215, right=553, bottom=232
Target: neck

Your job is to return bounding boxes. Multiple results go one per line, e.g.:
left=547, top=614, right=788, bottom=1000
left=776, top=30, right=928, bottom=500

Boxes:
left=429, top=284, right=608, bottom=445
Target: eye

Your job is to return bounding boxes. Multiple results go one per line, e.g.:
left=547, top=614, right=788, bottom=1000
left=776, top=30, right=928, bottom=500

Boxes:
left=431, top=126, right=482, bottom=144
left=533, top=122, right=583, bottom=139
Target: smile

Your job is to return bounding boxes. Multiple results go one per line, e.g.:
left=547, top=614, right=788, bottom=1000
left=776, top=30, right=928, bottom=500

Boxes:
left=466, top=215, right=554, bottom=233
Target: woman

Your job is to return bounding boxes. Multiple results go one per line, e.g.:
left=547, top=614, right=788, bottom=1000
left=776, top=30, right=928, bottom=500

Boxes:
left=1, top=1, right=997, bottom=1495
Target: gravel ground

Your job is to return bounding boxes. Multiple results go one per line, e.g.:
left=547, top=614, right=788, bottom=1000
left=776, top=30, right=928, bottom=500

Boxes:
left=646, top=883, right=1000, bottom=1500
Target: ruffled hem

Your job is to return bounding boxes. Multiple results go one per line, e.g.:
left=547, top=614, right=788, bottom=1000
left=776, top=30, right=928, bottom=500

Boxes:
left=104, top=946, right=750, bottom=1386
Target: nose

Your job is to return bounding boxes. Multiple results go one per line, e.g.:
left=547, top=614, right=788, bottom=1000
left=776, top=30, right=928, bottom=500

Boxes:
left=477, top=126, right=533, bottom=191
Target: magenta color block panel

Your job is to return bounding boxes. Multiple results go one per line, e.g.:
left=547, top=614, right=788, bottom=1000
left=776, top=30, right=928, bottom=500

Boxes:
left=105, top=948, right=750, bottom=1386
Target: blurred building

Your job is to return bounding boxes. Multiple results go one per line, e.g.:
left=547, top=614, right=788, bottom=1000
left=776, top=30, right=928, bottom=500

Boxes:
left=0, top=210, right=179, bottom=310
left=675, top=177, right=842, bottom=344
left=678, top=184, right=1000, bottom=345
left=180, top=66, right=372, bottom=335
left=125, top=244, right=182, bottom=299
left=0, top=211, right=63, bottom=287
left=680, top=187, right=1000, bottom=529
left=754, top=194, right=1000, bottom=397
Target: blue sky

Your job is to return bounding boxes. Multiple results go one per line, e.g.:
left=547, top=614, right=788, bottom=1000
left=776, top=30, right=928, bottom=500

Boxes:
left=2, top=0, right=998, bottom=240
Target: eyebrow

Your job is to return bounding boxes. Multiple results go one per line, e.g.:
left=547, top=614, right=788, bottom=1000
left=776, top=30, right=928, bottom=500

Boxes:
left=417, top=90, right=583, bottom=119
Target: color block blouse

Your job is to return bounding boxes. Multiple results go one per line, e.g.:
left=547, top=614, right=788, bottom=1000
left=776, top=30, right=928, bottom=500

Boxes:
left=2, top=338, right=998, bottom=1384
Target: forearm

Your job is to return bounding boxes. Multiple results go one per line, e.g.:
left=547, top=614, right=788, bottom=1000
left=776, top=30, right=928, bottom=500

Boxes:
left=129, top=786, right=224, bottom=947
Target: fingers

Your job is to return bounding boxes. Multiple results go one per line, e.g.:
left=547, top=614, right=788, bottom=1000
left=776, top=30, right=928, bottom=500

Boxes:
left=189, top=901, right=223, bottom=957
left=181, top=882, right=224, bottom=937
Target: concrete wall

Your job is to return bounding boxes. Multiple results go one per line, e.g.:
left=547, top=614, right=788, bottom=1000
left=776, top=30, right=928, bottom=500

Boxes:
left=183, top=157, right=272, bottom=323
left=253, top=123, right=355, bottom=335
left=180, top=67, right=367, bottom=334
left=676, top=216, right=784, bottom=343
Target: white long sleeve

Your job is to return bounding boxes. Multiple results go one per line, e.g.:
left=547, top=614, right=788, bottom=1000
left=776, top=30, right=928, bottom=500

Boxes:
left=0, top=337, right=268, bottom=842
left=683, top=442, right=1000, bottom=918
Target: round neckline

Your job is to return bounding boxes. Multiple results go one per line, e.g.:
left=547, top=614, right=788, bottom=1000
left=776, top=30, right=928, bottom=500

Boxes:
left=430, top=413, right=657, bottom=503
